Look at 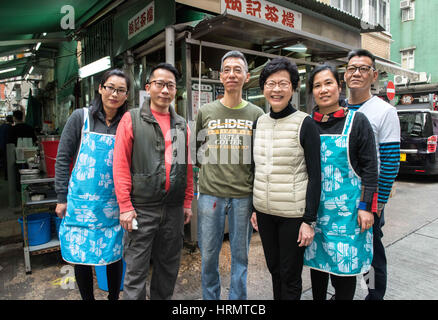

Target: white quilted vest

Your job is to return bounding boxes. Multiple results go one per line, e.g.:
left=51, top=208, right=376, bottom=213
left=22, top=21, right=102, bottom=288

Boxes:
left=253, top=111, right=309, bottom=217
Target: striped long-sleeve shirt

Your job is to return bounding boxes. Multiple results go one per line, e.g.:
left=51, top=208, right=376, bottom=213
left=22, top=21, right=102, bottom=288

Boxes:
left=347, top=96, right=401, bottom=204
left=377, top=142, right=400, bottom=203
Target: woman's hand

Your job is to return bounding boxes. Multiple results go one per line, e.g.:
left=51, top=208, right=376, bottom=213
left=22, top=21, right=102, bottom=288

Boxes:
left=55, top=203, right=67, bottom=218
left=357, top=209, right=374, bottom=233
left=298, top=222, right=315, bottom=247
left=119, top=210, right=137, bottom=232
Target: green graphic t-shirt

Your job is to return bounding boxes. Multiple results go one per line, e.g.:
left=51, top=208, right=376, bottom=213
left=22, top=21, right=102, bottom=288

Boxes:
left=195, top=99, right=264, bottom=197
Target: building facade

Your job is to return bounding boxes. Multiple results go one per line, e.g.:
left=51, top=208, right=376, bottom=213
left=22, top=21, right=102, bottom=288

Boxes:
left=390, top=0, right=438, bottom=85
left=318, top=0, right=391, bottom=59
left=386, top=0, right=438, bottom=108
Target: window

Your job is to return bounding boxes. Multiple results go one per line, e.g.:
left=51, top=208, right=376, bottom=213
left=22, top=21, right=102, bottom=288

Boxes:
left=431, top=113, right=438, bottom=135
left=331, top=0, right=341, bottom=8
left=379, top=0, right=386, bottom=27
left=401, top=49, right=415, bottom=70
left=331, top=0, right=364, bottom=17
left=368, top=0, right=377, bottom=26
left=332, top=0, right=387, bottom=28
left=353, top=0, right=363, bottom=17
left=398, top=112, right=428, bottom=138
left=343, top=0, right=352, bottom=14
left=401, top=1, right=415, bottom=22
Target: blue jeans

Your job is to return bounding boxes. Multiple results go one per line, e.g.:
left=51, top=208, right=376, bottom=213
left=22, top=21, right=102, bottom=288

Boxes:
left=197, top=194, right=253, bottom=300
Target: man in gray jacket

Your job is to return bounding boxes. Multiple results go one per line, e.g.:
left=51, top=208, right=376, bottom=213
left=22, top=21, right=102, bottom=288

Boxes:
left=113, top=63, right=193, bottom=300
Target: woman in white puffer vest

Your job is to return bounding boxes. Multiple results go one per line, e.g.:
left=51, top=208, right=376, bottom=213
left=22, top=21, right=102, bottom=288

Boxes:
left=250, top=57, right=321, bottom=300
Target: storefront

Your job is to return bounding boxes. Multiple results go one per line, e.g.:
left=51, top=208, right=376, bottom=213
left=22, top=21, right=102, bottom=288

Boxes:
left=126, top=0, right=373, bottom=115
left=71, top=0, right=398, bottom=243
left=83, top=0, right=373, bottom=242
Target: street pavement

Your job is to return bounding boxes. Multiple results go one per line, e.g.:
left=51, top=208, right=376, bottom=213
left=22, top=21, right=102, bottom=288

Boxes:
left=0, top=175, right=437, bottom=300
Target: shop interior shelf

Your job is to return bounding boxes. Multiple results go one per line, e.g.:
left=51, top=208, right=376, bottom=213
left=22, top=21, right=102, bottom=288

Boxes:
left=29, top=238, right=60, bottom=254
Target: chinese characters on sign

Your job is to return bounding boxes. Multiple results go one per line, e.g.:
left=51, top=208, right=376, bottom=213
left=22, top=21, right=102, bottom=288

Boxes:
left=221, top=0, right=302, bottom=31
left=128, top=1, right=154, bottom=40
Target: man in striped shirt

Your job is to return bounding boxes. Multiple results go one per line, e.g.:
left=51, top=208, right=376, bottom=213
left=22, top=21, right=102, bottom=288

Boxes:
left=344, top=49, right=400, bottom=300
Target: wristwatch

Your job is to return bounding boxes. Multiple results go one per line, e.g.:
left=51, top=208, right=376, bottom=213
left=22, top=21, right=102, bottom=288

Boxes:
left=305, top=221, right=316, bottom=229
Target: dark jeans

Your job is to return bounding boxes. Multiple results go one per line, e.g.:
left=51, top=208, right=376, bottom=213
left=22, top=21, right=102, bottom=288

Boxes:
left=365, top=210, right=387, bottom=300
left=74, top=259, right=123, bottom=300
left=310, top=269, right=357, bottom=300
left=256, top=212, right=305, bottom=300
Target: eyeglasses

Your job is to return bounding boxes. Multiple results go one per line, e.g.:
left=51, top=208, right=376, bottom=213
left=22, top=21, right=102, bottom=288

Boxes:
left=149, top=80, right=177, bottom=90
left=264, top=80, right=291, bottom=89
left=346, top=65, right=375, bottom=75
left=102, top=85, right=128, bottom=95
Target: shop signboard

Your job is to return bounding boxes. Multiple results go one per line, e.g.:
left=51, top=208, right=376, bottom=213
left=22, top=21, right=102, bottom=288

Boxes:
left=220, top=0, right=302, bottom=31
left=127, top=2, right=154, bottom=40
left=113, top=0, right=175, bottom=57
left=396, top=92, right=438, bottom=107
left=192, top=82, right=213, bottom=120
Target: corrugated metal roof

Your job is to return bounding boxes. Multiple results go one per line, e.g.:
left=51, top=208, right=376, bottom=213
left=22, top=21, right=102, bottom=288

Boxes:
left=282, top=0, right=385, bottom=32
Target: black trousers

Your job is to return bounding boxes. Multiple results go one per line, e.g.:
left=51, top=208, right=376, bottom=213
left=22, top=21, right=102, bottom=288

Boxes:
left=366, top=211, right=387, bottom=300
left=256, top=212, right=305, bottom=300
left=74, top=259, right=123, bottom=300
left=310, top=269, right=357, bottom=300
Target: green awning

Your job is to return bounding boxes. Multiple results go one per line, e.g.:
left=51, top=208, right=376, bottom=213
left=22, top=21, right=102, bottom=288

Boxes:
left=0, top=57, right=31, bottom=81
left=56, top=41, right=79, bottom=103
left=25, top=89, right=42, bottom=129
left=0, top=0, right=114, bottom=80
left=0, top=0, right=114, bottom=36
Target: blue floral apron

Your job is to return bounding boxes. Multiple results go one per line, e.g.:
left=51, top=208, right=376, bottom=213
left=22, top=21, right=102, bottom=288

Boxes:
left=304, top=111, right=373, bottom=276
left=59, top=108, right=123, bottom=265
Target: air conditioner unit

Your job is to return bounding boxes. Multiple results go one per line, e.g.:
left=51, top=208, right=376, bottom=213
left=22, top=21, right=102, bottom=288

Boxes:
left=394, top=75, right=408, bottom=86
left=400, top=0, right=411, bottom=9
left=412, top=72, right=428, bottom=83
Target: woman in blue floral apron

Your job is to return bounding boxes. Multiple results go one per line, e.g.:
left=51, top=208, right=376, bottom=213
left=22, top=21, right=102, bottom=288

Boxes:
left=304, top=65, right=378, bottom=300
left=55, top=69, right=130, bottom=300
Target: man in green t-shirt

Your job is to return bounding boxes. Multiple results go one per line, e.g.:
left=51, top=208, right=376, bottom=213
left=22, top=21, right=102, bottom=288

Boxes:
left=195, top=51, right=264, bottom=300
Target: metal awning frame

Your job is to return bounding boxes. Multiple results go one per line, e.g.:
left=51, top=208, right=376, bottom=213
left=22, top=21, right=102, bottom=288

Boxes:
left=375, top=58, right=420, bottom=81
left=185, top=37, right=319, bottom=67
left=0, top=38, right=69, bottom=47
left=190, top=13, right=357, bottom=60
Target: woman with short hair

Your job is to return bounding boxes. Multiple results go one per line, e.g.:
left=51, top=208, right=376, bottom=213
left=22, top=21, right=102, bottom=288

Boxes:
left=251, top=57, right=321, bottom=300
